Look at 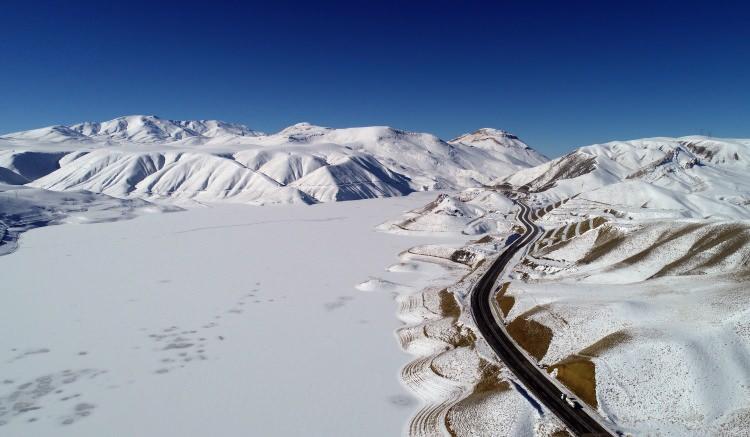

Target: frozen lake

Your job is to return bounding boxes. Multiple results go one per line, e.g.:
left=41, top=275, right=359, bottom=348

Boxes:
left=0, top=192, right=461, bottom=436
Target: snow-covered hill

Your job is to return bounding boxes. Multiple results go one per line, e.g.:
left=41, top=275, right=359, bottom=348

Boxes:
left=500, top=136, right=750, bottom=219
left=450, top=128, right=548, bottom=168
left=0, top=116, right=547, bottom=205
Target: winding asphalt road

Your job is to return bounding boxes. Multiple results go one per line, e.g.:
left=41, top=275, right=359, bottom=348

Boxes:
left=470, top=200, right=615, bottom=436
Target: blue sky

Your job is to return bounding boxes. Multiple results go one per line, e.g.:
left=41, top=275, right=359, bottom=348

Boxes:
left=1, top=0, right=748, bottom=156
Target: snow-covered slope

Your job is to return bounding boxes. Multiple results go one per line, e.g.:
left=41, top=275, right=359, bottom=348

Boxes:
left=0, top=116, right=548, bottom=205
left=501, top=136, right=750, bottom=219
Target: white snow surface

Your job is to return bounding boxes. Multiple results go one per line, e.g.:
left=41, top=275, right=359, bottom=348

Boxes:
left=0, top=192, right=464, bottom=436
left=0, top=116, right=547, bottom=206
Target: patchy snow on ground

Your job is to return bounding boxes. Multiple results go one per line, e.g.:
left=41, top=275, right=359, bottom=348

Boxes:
left=0, top=192, right=463, bottom=436
left=506, top=211, right=750, bottom=435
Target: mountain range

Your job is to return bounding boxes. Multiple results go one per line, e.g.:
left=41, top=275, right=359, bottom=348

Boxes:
left=0, top=115, right=548, bottom=205
left=1, top=115, right=748, bottom=218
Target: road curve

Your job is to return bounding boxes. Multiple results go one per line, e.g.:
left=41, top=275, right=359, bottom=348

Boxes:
left=470, top=200, right=615, bottom=436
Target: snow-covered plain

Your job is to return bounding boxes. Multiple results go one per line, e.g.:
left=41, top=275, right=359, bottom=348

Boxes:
left=0, top=192, right=467, bottom=436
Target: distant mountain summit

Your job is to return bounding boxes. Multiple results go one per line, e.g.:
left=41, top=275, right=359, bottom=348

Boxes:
left=450, top=128, right=549, bottom=167
left=275, top=122, right=332, bottom=140
left=451, top=127, right=523, bottom=145
left=2, top=115, right=262, bottom=144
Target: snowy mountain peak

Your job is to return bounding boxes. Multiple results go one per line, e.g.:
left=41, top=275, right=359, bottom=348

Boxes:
left=474, top=127, right=518, bottom=138
left=450, top=128, right=522, bottom=146
left=449, top=128, right=548, bottom=167
left=276, top=122, right=331, bottom=140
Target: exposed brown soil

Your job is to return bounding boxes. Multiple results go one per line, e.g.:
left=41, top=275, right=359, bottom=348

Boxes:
left=591, top=216, right=608, bottom=228
left=578, top=219, right=592, bottom=234
left=579, top=224, right=627, bottom=264
left=581, top=330, right=633, bottom=356
left=498, top=296, right=515, bottom=317
left=549, top=358, right=597, bottom=408
left=565, top=223, right=578, bottom=240
left=439, top=288, right=461, bottom=319
left=682, top=141, right=715, bottom=160
left=652, top=223, right=750, bottom=278
left=615, top=223, right=704, bottom=267
left=473, top=235, right=494, bottom=244
left=493, top=282, right=516, bottom=317
left=474, top=359, right=511, bottom=394
left=506, top=312, right=553, bottom=361
left=548, top=330, right=633, bottom=410
left=449, top=325, right=477, bottom=348
left=450, top=249, right=479, bottom=266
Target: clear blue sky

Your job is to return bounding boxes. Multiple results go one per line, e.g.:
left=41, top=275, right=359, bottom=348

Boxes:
left=1, top=0, right=748, bottom=156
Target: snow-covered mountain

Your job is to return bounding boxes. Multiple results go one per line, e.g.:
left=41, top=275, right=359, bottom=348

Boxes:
left=500, top=136, right=750, bottom=219
left=0, top=116, right=547, bottom=205
left=2, top=115, right=262, bottom=145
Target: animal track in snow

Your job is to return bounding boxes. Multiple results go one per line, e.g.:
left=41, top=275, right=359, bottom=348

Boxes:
left=0, top=369, right=104, bottom=427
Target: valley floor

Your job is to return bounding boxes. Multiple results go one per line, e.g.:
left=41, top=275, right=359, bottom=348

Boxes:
left=0, top=192, right=464, bottom=436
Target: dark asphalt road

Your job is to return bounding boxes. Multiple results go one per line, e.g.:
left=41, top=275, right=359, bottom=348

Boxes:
left=470, top=200, right=615, bottom=436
